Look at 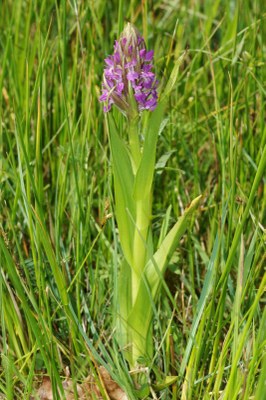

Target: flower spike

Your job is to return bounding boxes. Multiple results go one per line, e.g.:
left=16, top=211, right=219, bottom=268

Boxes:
left=99, top=23, right=158, bottom=116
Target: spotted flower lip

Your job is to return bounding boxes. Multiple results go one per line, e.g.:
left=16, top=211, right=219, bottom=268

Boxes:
left=99, top=23, right=159, bottom=115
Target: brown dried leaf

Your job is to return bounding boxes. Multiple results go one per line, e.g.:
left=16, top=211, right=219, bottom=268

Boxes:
left=34, top=376, right=85, bottom=400
left=34, top=377, right=53, bottom=400
left=33, top=366, right=128, bottom=400
left=62, top=378, right=88, bottom=399
left=98, top=367, right=128, bottom=400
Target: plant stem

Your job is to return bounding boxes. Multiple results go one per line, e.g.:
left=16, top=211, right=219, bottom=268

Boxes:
left=127, top=116, right=153, bottom=365
left=131, top=198, right=151, bottom=304
left=128, top=115, right=141, bottom=173
left=128, top=118, right=152, bottom=302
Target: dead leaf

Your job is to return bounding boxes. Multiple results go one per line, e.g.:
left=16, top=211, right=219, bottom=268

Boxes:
left=98, top=367, right=128, bottom=400
left=82, top=366, right=128, bottom=399
left=34, top=376, right=53, bottom=399
left=33, top=376, right=85, bottom=400
left=62, top=377, right=88, bottom=400
left=33, top=366, right=128, bottom=400
left=2, top=87, right=9, bottom=105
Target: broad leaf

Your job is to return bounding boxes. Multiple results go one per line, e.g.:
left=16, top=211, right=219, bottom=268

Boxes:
left=153, top=375, right=178, bottom=391
left=146, top=195, right=202, bottom=299
left=116, top=258, right=132, bottom=357
left=133, top=102, right=165, bottom=201
left=126, top=276, right=154, bottom=366
left=108, top=115, right=136, bottom=264
left=126, top=196, right=201, bottom=366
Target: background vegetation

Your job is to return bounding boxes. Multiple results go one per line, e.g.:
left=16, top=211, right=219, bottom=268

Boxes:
left=0, top=0, right=265, bottom=398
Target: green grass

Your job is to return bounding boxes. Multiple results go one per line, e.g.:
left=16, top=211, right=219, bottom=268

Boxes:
left=0, top=0, right=265, bottom=399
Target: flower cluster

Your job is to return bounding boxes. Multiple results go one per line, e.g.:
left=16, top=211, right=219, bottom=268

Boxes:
left=99, top=23, right=158, bottom=115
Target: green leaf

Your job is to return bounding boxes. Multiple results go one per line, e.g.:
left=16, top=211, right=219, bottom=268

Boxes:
left=179, top=207, right=226, bottom=376
left=134, top=383, right=150, bottom=398
left=157, top=204, right=172, bottom=248
left=146, top=195, right=202, bottom=299
left=0, top=237, right=64, bottom=394
left=33, top=211, right=69, bottom=306
left=108, top=115, right=136, bottom=264
left=126, top=196, right=201, bottom=366
left=161, top=53, right=185, bottom=101
left=126, top=276, right=154, bottom=366
left=133, top=102, right=165, bottom=201
left=155, top=148, right=175, bottom=175
left=255, top=353, right=266, bottom=400
left=116, top=258, right=132, bottom=357
left=153, top=375, right=178, bottom=391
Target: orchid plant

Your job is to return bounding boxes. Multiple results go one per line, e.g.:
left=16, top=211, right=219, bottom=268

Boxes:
left=99, top=23, right=201, bottom=369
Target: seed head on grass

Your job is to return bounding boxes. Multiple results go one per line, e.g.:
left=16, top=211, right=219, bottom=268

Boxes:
left=99, top=23, right=158, bottom=116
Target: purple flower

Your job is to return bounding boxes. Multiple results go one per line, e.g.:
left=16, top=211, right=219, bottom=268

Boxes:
left=99, top=23, right=158, bottom=116
left=127, top=71, right=139, bottom=81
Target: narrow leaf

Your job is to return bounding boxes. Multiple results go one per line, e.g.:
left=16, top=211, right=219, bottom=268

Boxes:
left=0, top=237, right=64, bottom=392
left=157, top=204, right=172, bottom=248
left=161, top=53, right=185, bottom=101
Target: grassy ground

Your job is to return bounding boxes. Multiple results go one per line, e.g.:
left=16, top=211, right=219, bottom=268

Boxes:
left=0, top=0, right=265, bottom=399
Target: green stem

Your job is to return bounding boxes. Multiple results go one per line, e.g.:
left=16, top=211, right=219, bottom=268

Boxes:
left=128, top=116, right=152, bottom=303
left=127, top=117, right=153, bottom=364
left=128, top=115, right=141, bottom=173
left=131, top=198, right=151, bottom=304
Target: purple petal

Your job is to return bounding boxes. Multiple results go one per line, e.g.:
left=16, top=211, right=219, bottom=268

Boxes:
left=125, top=59, right=137, bottom=68
left=104, top=68, right=115, bottom=78
left=114, top=67, right=123, bottom=76
left=105, top=78, right=114, bottom=88
left=103, top=104, right=111, bottom=112
left=103, top=98, right=114, bottom=112
left=127, top=71, right=139, bottom=81
left=145, top=96, right=157, bottom=110
left=142, top=71, right=155, bottom=79
left=99, top=91, right=108, bottom=102
left=139, top=49, right=146, bottom=58
left=145, top=50, right=154, bottom=61
left=141, top=71, right=155, bottom=88
left=143, top=64, right=152, bottom=72
left=105, top=57, right=114, bottom=66
left=116, top=82, right=124, bottom=93
left=137, top=36, right=144, bottom=45
left=143, top=80, right=153, bottom=89
left=135, top=92, right=146, bottom=104
left=114, top=51, right=120, bottom=63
